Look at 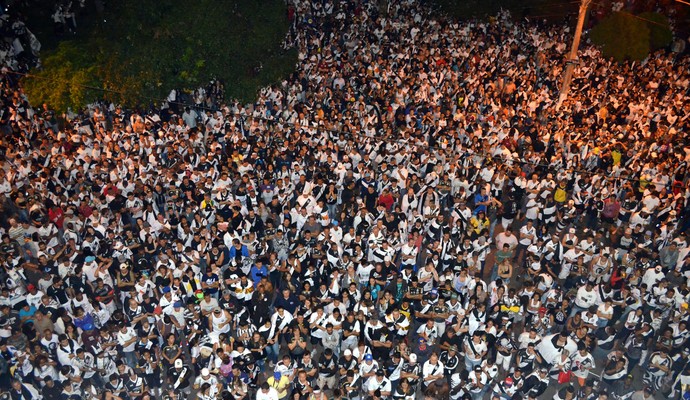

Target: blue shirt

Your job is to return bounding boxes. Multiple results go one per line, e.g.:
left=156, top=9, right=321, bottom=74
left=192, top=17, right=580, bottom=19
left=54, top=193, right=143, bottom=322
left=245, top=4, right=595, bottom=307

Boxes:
left=473, top=193, right=488, bottom=215
left=203, top=273, right=220, bottom=294
left=250, top=265, right=269, bottom=288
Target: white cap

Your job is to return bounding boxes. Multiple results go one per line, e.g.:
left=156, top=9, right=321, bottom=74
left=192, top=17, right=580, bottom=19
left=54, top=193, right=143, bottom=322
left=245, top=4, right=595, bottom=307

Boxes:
left=201, top=368, right=210, bottom=377
left=409, top=354, right=417, bottom=362
left=174, top=359, right=183, bottom=368
left=343, top=349, right=352, bottom=356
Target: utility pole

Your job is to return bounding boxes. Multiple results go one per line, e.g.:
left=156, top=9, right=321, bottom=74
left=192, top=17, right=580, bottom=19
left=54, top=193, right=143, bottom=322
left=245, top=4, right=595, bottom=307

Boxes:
left=557, top=0, right=593, bottom=109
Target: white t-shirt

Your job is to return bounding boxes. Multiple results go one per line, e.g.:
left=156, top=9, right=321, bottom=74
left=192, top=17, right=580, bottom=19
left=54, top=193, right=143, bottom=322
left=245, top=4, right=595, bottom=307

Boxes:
left=117, top=327, right=137, bottom=352
left=519, top=225, right=536, bottom=246
left=574, top=286, right=598, bottom=309
left=422, top=360, right=446, bottom=382
left=255, top=387, right=279, bottom=400
left=367, top=376, right=392, bottom=394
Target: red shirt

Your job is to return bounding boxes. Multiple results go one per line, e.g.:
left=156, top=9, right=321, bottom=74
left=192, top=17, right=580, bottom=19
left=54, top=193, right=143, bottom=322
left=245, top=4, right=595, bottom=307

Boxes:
left=378, top=193, right=394, bottom=211
left=48, top=207, right=64, bottom=230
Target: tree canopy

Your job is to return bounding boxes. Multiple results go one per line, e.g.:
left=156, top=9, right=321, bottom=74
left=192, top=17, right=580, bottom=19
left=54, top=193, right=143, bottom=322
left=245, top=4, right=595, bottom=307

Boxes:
left=22, top=0, right=296, bottom=112
left=590, top=11, right=673, bottom=62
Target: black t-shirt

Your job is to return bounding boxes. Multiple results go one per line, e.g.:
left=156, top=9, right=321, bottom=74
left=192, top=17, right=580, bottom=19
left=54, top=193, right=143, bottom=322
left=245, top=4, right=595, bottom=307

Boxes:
left=39, top=260, right=58, bottom=276
left=551, top=307, right=570, bottom=326
left=338, top=355, right=357, bottom=372
left=67, top=275, right=91, bottom=296
left=414, top=302, right=432, bottom=322
left=503, top=200, right=519, bottom=218
left=319, top=354, right=337, bottom=376
left=167, top=367, right=191, bottom=389
left=249, top=339, right=266, bottom=361
left=94, top=285, right=113, bottom=304
left=223, top=267, right=246, bottom=281
left=154, top=275, right=171, bottom=289
left=47, top=285, right=69, bottom=305
left=42, top=382, right=63, bottom=400
left=439, top=331, right=462, bottom=350
left=401, top=363, right=420, bottom=385
left=371, top=268, right=387, bottom=284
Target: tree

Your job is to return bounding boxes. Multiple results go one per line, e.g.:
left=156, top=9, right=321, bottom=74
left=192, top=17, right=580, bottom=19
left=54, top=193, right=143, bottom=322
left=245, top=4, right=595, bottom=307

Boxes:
left=590, top=12, right=651, bottom=62
left=22, top=42, right=100, bottom=113
left=638, top=12, right=673, bottom=51
left=22, top=0, right=296, bottom=112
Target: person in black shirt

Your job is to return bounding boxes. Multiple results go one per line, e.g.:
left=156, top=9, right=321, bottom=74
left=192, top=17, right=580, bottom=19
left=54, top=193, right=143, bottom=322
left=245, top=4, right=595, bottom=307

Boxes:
left=66, top=267, right=92, bottom=298
left=104, top=373, right=126, bottom=399
left=40, top=376, right=62, bottom=400
left=124, top=369, right=147, bottom=399
left=93, top=279, right=116, bottom=312
left=167, top=359, right=191, bottom=397
left=46, top=277, right=69, bottom=309
left=317, top=348, right=338, bottom=390
left=551, top=299, right=571, bottom=332
left=440, top=345, right=460, bottom=378
left=519, top=368, right=549, bottom=397
left=293, top=369, right=313, bottom=400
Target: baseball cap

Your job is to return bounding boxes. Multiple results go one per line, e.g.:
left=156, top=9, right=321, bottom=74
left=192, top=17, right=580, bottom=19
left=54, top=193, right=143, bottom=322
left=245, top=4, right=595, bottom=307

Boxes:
left=274, top=371, right=282, bottom=380
left=474, top=365, right=482, bottom=372
left=409, top=354, right=417, bottom=363
left=376, top=369, right=384, bottom=376
left=343, top=349, right=352, bottom=356
left=201, top=368, right=209, bottom=377
left=174, top=359, right=183, bottom=368
left=505, top=377, right=514, bottom=386
left=173, top=302, right=182, bottom=308
left=364, top=354, right=373, bottom=361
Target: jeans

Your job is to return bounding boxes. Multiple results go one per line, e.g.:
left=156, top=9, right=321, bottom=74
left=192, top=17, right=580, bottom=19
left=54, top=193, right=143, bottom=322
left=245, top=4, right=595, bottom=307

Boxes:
left=569, top=305, right=586, bottom=318
left=266, top=341, right=280, bottom=364
left=123, top=351, right=137, bottom=368
left=465, top=356, right=481, bottom=372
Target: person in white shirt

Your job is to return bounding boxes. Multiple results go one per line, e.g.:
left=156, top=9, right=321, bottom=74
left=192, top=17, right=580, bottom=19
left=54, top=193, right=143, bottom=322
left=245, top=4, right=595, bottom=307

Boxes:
left=255, top=382, right=279, bottom=400
left=194, top=368, right=222, bottom=397
left=495, top=228, right=518, bottom=251
left=464, top=331, right=488, bottom=372
left=400, top=237, right=418, bottom=268
left=116, top=324, right=138, bottom=368
left=642, top=265, right=665, bottom=288
left=535, top=332, right=578, bottom=365
left=416, top=320, right=439, bottom=344
left=422, top=352, right=446, bottom=391
left=571, top=281, right=598, bottom=317
left=570, top=343, right=595, bottom=386
left=515, top=327, right=541, bottom=351
left=367, top=369, right=392, bottom=398
left=359, top=353, right=379, bottom=384
left=417, top=263, right=438, bottom=293
left=516, top=220, right=536, bottom=262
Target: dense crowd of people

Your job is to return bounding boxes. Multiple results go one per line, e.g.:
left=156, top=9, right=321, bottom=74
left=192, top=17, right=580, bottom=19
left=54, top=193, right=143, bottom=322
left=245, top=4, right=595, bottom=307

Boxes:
left=0, top=0, right=688, bottom=399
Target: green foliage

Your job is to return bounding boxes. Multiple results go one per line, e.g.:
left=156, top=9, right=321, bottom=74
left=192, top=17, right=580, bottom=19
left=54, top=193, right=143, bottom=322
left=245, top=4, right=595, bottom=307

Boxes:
left=22, top=0, right=296, bottom=112
left=434, top=0, right=577, bottom=21
left=590, top=12, right=651, bottom=62
left=22, top=42, right=100, bottom=112
left=639, top=12, right=673, bottom=50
